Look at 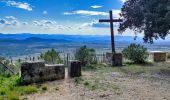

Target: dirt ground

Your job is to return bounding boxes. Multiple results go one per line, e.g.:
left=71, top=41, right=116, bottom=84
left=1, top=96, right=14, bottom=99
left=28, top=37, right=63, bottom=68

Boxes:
left=24, top=63, right=170, bottom=100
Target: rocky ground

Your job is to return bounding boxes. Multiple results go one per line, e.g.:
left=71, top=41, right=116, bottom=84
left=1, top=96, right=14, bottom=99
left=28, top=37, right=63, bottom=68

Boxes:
left=23, top=63, right=170, bottom=100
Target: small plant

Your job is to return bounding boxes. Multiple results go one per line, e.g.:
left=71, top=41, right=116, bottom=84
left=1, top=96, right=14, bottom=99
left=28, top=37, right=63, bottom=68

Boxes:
left=55, top=86, right=59, bottom=91
left=122, top=43, right=149, bottom=63
left=41, top=85, right=48, bottom=91
left=74, top=77, right=83, bottom=86
left=91, top=84, right=98, bottom=91
left=83, top=81, right=89, bottom=86
left=167, top=53, right=170, bottom=59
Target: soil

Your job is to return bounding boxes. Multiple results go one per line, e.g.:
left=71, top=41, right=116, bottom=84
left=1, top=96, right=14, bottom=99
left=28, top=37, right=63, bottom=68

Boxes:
left=23, top=67, right=170, bottom=100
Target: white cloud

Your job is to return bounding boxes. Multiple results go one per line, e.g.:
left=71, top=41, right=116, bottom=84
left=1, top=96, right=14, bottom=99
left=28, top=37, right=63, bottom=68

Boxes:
left=0, top=19, right=8, bottom=24
left=64, top=10, right=121, bottom=18
left=0, top=16, right=29, bottom=27
left=121, top=0, right=126, bottom=3
left=43, top=11, right=48, bottom=14
left=64, top=10, right=108, bottom=16
left=22, top=22, right=28, bottom=25
left=5, top=16, right=17, bottom=20
left=111, top=10, right=121, bottom=18
left=90, top=5, right=102, bottom=9
left=79, top=20, right=121, bottom=29
left=32, top=20, right=70, bottom=30
left=4, top=0, right=32, bottom=11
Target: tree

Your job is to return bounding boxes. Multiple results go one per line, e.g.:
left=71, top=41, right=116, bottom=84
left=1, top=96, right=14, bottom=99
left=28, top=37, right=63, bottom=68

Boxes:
left=122, top=44, right=149, bottom=63
left=75, top=46, right=97, bottom=65
left=40, top=49, right=61, bottom=64
left=119, top=0, right=170, bottom=43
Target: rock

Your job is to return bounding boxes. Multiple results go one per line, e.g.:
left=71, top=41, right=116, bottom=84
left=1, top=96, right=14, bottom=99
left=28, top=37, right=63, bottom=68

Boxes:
left=68, top=60, right=81, bottom=77
left=21, top=62, right=65, bottom=84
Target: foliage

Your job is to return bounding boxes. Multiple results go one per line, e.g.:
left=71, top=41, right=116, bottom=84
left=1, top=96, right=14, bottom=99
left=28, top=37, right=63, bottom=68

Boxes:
left=75, top=45, right=97, bottom=65
left=119, top=0, right=170, bottom=43
left=167, top=53, right=170, bottom=59
left=40, top=49, right=61, bottom=64
left=55, top=86, right=59, bottom=91
left=7, top=92, right=19, bottom=100
left=0, top=75, right=39, bottom=99
left=122, top=44, right=149, bottom=63
left=41, top=84, right=48, bottom=91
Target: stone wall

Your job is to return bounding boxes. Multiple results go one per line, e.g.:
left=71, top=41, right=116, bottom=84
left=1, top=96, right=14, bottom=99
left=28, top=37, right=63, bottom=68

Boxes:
left=21, top=62, right=65, bottom=84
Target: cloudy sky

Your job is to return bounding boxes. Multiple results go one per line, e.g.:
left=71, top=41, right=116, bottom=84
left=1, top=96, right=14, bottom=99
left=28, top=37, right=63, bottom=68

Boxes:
left=0, top=0, right=133, bottom=35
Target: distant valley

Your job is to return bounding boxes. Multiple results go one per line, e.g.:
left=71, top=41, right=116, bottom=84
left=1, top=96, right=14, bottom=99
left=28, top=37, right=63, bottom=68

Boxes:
left=0, top=33, right=170, bottom=58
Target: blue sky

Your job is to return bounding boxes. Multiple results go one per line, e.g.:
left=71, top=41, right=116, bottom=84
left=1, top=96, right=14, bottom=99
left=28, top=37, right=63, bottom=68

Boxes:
left=0, top=0, right=133, bottom=35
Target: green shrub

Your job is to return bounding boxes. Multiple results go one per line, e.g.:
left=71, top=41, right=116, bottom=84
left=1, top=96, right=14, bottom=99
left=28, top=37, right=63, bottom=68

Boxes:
left=41, top=85, right=48, bottom=91
left=122, top=44, right=149, bottom=63
left=167, top=53, right=170, bottom=59
left=91, top=84, right=98, bottom=91
left=75, top=45, right=97, bottom=66
left=55, top=86, right=59, bottom=91
left=0, top=88, right=6, bottom=95
left=39, top=49, right=62, bottom=64
left=83, top=81, right=89, bottom=86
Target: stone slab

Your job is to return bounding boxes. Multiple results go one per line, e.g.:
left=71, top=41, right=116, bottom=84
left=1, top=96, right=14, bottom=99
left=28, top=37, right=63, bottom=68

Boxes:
left=150, top=51, right=167, bottom=62
left=21, top=62, right=65, bottom=84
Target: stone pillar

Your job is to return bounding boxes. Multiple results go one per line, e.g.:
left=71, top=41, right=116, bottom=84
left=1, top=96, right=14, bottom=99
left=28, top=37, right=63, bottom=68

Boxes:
left=68, top=60, right=81, bottom=77
left=21, top=62, right=65, bottom=84
left=106, top=53, right=123, bottom=66
left=150, top=51, right=167, bottom=62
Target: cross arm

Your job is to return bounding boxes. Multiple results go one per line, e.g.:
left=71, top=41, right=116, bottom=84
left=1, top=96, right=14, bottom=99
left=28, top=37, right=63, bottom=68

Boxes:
left=99, top=19, right=123, bottom=23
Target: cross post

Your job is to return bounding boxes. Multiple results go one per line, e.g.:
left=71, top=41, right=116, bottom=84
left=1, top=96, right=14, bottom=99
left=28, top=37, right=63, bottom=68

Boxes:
left=99, top=10, right=122, bottom=53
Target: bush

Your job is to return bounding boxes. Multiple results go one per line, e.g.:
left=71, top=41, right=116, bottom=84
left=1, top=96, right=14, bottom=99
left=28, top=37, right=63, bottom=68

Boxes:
left=75, top=46, right=97, bottom=66
left=55, top=86, right=59, bottom=91
left=41, top=85, right=48, bottom=91
left=167, top=53, right=170, bottom=59
left=122, top=44, right=149, bottom=63
left=39, top=49, right=61, bottom=64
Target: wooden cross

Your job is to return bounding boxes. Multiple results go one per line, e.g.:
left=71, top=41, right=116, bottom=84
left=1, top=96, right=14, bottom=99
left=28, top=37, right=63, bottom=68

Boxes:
left=99, top=10, right=123, bottom=53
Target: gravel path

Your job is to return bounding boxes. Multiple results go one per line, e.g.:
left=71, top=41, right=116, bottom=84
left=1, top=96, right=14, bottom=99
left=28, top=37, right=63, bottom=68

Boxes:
left=24, top=68, right=170, bottom=100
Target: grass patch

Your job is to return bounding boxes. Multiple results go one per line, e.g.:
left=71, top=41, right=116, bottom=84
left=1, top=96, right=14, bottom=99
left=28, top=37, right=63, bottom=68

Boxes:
left=74, top=77, right=84, bottom=86
left=91, top=84, right=98, bottom=91
left=7, top=91, right=19, bottom=100
left=0, top=88, right=6, bottom=95
left=0, top=75, right=39, bottom=99
left=17, top=86, right=38, bottom=95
